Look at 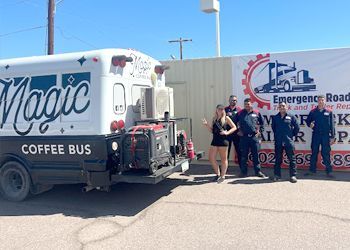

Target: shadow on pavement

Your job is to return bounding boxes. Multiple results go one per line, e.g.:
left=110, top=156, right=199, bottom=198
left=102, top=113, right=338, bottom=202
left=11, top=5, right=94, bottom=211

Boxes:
left=0, top=164, right=348, bottom=218
left=0, top=178, right=186, bottom=219
left=190, top=163, right=350, bottom=184
left=228, top=167, right=350, bottom=184
left=230, top=178, right=273, bottom=185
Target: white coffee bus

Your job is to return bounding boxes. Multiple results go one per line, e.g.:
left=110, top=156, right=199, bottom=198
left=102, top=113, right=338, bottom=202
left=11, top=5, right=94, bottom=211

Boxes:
left=0, top=49, right=197, bottom=201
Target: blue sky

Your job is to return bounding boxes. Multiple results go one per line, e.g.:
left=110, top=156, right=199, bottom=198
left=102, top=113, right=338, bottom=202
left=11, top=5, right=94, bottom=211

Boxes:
left=1, top=0, right=350, bottom=60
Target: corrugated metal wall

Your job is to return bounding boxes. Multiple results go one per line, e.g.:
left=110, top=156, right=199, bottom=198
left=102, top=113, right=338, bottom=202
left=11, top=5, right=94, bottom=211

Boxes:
left=162, top=57, right=234, bottom=160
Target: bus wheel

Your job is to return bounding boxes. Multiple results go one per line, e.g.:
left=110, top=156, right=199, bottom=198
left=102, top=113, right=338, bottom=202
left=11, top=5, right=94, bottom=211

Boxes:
left=0, top=161, right=31, bottom=202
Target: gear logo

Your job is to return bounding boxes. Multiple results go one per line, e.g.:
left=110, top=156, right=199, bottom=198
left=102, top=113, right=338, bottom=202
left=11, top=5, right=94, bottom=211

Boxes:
left=242, top=54, right=316, bottom=110
left=241, top=54, right=271, bottom=109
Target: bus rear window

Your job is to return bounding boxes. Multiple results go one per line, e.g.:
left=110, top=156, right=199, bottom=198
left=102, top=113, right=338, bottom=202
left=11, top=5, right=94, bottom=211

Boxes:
left=113, top=83, right=126, bottom=114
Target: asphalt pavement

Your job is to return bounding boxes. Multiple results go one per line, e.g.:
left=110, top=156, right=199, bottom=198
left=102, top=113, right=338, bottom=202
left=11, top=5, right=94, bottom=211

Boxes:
left=0, top=164, right=349, bottom=250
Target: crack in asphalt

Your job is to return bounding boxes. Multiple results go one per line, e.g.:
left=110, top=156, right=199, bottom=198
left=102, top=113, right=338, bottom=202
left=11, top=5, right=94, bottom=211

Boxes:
left=0, top=196, right=169, bottom=249
left=77, top=201, right=161, bottom=249
left=76, top=217, right=139, bottom=247
left=0, top=201, right=127, bottom=249
left=2, top=179, right=349, bottom=249
left=163, top=201, right=350, bottom=224
left=75, top=199, right=350, bottom=248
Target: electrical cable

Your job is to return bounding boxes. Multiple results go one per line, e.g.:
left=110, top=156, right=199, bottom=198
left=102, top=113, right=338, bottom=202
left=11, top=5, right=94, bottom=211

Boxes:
left=55, top=25, right=98, bottom=49
left=0, top=25, right=46, bottom=37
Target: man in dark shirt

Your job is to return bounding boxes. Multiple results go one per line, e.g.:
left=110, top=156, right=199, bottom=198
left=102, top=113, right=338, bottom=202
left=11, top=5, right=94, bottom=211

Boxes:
left=225, top=95, right=242, bottom=165
left=271, top=102, right=300, bottom=183
left=305, top=95, right=336, bottom=178
left=234, top=98, right=266, bottom=178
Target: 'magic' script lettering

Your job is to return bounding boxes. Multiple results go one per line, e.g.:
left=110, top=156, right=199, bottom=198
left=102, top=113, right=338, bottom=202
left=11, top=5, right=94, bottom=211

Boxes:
left=0, top=75, right=90, bottom=135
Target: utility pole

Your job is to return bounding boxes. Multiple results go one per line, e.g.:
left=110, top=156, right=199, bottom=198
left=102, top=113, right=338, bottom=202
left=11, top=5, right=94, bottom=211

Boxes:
left=47, top=0, right=55, bottom=55
left=168, top=37, right=192, bottom=60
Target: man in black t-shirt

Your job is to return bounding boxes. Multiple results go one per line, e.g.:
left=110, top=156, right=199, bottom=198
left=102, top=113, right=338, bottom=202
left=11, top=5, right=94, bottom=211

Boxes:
left=225, top=95, right=242, bottom=166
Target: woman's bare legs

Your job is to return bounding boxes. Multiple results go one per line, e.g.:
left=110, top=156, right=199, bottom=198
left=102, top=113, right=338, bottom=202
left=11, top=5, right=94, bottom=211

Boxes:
left=208, top=146, right=220, bottom=176
left=218, top=146, right=228, bottom=178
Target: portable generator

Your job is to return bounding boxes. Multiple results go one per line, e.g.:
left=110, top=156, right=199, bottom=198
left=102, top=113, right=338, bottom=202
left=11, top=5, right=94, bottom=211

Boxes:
left=120, top=124, right=172, bottom=174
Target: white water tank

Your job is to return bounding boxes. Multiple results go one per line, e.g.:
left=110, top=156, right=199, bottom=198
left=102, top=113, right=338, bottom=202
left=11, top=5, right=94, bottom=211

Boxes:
left=200, top=0, right=220, bottom=13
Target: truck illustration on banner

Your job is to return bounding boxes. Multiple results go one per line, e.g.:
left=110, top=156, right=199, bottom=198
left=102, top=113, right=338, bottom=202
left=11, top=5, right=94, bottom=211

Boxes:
left=254, top=60, right=316, bottom=93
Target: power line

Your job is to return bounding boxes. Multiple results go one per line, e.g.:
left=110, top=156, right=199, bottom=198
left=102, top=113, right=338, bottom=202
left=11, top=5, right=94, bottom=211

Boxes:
left=56, top=26, right=98, bottom=49
left=0, top=0, right=97, bottom=51
left=24, top=0, right=162, bottom=46
left=22, top=0, right=42, bottom=9
left=22, top=0, right=159, bottom=47
left=51, top=6, right=121, bottom=46
left=0, top=25, right=46, bottom=37
left=0, top=0, right=30, bottom=8
left=23, top=0, right=120, bottom=46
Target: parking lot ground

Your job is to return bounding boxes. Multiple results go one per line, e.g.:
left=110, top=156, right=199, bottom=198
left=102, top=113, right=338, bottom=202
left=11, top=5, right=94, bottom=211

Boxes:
left=0, top=165, right=349, bottom=249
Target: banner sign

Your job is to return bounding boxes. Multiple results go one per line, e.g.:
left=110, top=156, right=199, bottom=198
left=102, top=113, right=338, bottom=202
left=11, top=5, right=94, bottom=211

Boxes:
left=233, top=48, right=350, bottom=170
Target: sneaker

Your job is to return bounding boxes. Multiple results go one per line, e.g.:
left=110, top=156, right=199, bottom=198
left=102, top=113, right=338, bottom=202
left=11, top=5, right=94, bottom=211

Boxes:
left=217, top=176, right=225, bottom=184
left=304, top=171, right=316, bottom=176
left=290, top=176, right=298, bottom=183
left=256, top=171, right=266, bottom=178
left=270, top=175, right=281, bottom=182
left=238, top=172, right=248, bottom=178
left=211, top=175, right=219, bottom=182
left=326, top=173, right=335, bottom=179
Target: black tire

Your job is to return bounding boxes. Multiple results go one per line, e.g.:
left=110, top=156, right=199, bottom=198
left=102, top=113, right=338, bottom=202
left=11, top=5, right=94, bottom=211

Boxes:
left=263, top=86, right=271, bottom=93
left=0, top=161, right=31, bottom=202
left=149, top=162, right=158, bottom=175
left=284, top=81, right=291, bottom=92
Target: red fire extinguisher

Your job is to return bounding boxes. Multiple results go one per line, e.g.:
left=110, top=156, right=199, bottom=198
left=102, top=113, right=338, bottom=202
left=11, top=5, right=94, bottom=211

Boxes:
left=187, top=139, right=195, bottom=159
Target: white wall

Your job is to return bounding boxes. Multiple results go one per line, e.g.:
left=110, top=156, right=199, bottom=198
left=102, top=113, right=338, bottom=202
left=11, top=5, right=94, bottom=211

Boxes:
left=162, top=57, right=235, bottom=160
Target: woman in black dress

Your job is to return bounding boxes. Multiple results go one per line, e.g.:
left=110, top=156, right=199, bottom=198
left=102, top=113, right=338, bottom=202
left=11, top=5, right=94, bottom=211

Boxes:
left=202, top=104, right=237, bottom=183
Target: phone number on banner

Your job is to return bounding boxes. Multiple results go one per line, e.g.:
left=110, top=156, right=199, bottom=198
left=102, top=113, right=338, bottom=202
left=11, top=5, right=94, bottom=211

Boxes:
left=248, top=150, right=350, bottom=170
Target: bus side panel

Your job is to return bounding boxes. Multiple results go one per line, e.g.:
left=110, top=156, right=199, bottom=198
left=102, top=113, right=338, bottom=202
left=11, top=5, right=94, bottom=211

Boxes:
left=0, top=135, right=120, bottom=185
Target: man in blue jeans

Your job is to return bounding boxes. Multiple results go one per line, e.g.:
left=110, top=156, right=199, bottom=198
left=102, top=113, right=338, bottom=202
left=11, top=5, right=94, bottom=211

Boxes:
left=305, top=95, right=336, bottom=178
left=271, top=102, right=300, bottom=183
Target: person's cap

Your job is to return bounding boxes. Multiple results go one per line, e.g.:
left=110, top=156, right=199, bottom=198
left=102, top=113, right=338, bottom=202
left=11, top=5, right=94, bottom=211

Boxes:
left=216, top=104, right=225, bottom=109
